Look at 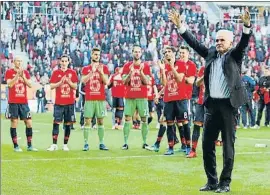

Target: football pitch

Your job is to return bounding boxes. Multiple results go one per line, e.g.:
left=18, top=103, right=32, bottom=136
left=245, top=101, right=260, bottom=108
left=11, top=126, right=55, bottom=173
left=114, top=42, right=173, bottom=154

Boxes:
left=1, top=112, right=270, bottom=195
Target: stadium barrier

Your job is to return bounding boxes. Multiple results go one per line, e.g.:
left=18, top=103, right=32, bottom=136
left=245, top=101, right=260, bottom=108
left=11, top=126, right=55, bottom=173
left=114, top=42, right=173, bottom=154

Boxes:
left=1, top=84, right=56, bottom=113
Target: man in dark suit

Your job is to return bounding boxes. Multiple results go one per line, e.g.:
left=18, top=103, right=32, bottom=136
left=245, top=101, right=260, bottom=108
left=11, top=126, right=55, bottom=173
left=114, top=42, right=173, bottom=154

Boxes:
left=169, top=10, right=252, bottom=193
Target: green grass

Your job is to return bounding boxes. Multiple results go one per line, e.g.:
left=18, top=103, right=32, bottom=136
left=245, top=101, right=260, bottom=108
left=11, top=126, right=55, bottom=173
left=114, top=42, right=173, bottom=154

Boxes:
left=1, top=113, right=270, bottom=195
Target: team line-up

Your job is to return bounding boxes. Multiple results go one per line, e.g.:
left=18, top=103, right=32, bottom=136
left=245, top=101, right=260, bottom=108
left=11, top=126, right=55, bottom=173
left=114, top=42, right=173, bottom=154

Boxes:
left=4, top=9, right=253, bottom=193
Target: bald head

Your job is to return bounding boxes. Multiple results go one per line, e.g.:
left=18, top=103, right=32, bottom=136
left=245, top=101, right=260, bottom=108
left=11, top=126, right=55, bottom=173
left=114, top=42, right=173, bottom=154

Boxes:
left=14, top=57, right=23, bottom=69
left=216, top=30, right=234, bottom=54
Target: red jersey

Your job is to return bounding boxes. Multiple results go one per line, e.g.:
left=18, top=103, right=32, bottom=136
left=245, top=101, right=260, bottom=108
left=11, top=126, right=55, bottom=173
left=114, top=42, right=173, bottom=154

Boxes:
left=110, top=73, right=125, bottom=98
left=122, top=61, right=151, bottom=99
left=183, top=60, right=197, bottom=99
left=264, top=89, right=270, bottom=104
left=163, top=60, right=187, bottom=102
left=82, top=64, right=109, bottom=101
left=147, top=76, right=155, bottom=100
left=5, top=69, right=30, bottom=104
left=50, top=69, right=78, bottom=105
left=253, top=85, right=260, bottom=102
left=197, top=66, right=205, bottom=105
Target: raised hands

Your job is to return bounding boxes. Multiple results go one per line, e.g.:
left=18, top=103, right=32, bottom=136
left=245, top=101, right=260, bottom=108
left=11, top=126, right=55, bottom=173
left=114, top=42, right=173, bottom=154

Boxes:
left=139, top=63, right=144, bottom=73
left=97, top=64, right=104, bottom=75
left=168, top=9, right=184, bottom=28
left=158, top=60, right=165, bottom=70
left=60, top=75, right=67, bottom=84
left=239, top=9, right=251, bottom=26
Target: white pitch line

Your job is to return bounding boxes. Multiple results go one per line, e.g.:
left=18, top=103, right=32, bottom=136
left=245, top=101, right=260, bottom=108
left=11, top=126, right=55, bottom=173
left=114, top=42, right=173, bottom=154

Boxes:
left=2, top=151, right=270, bottom=163
left=239, top=137, right=270, bottom=141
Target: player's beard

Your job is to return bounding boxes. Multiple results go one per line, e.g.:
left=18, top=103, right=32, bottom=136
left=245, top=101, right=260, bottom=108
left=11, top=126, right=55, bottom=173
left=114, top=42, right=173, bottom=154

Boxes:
left=133, top=56, right=140, bottom=62
left=92, top=59, right=99, bottom=63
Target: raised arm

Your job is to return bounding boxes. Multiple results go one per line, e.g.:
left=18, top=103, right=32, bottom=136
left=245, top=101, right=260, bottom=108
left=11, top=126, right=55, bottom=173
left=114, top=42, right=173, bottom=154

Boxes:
left=21, top=73, right=32, bottom=88
left=158, top=60, right=167, bottom=86
left=168, top=10, right=208, bottom=58
left=196, top=76, right=204, bottom=87
left=231, top=10, right=252, bottom=67
left=7, top=73, right=20, bottom=88
left=122, top=64, right=133, bottom=85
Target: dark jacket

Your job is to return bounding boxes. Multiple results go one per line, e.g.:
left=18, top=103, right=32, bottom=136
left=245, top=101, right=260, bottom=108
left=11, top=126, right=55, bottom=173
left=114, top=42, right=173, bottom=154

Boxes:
left=181, top=28, right=252, bottom=108
left=36, top=88, right=45, bottom=99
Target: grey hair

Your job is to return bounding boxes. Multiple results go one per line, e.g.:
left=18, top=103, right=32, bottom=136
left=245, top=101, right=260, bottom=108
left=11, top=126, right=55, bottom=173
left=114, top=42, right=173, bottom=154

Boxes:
left=216, top=30, right=234, bottom=42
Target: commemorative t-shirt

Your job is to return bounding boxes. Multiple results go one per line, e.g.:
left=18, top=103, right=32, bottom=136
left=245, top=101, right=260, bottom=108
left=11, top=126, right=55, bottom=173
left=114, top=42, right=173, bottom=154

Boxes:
left=5, top=69, right=31, bottom=104
left=122, top=61, right=151, bottom=99
left=50, top=69, right=78, bottom=105
left=81, top=64, right=109, bottom=101
left=110, top=73, right=125, bottom=98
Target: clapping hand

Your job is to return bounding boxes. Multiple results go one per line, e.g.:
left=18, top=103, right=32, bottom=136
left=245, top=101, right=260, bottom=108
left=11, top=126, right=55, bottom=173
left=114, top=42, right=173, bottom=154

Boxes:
left=129, top=64, right=135, bottom=74
left=60, top=75, right=66, bottom=84
left=97, top=65, right=104, bottom=75
left=139, top=63, right=144, bottom=74
left=158, top=60, right=165, bottom=70
left=17, top=67, right=23, bottom=77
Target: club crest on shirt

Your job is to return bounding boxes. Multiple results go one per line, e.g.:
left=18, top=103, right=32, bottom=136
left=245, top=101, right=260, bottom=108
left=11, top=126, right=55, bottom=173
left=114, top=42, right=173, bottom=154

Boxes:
left=167, top=72, right=178, bottom=92
left=130, top=75, right=141, bottom=88
left=15, top=83, right=25, bottom=95
left=61, top=84, right=71, bottom=95
left=90, top=80, right=101, bottom=92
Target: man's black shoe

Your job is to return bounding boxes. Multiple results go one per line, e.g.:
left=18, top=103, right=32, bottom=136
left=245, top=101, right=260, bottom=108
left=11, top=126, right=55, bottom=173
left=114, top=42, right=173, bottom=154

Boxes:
left=215, top=185, right=230, bottom=193
left=199, top=183, right=218, bottom=191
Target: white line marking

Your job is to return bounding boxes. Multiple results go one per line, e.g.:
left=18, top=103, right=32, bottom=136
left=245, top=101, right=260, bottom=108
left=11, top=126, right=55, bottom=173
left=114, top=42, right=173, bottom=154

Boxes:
left=240, top=137, right=270, bottom=141
left=2, top=151, right=270, bottom=163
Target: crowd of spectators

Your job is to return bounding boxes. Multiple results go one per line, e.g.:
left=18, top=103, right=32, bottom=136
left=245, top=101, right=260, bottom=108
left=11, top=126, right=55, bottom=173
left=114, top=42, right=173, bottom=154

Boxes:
left=1, top=2, right=270, bottom=86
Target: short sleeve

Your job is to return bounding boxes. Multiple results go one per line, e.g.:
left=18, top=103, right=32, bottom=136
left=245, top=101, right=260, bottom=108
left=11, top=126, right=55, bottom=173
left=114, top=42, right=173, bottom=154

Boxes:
left=49, top=71, right=58, bottom=83
left=82, top=67, right=89, bottom=75
left=186, top=62, right=197, bottom=77
left=5, top=70, right=12, bottom=81
left=143, top=63, right=151, bottom=75
left=198, top=66, right=205, bottom=77
left=24, top=70, right=31, bottom=79
left=176, top=62, right=186, bottom=73
left=122, top=63, right=130, bottom=76
left=103, top=65, right=110, bottom=75
left=71, top=70, right=79, bottom=83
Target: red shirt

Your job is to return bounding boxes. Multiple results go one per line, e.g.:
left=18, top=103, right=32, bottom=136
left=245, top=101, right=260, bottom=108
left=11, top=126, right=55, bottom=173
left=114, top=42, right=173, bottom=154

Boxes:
left=163, top=60, right=187, bottom=102
left=5, top=69, right=30, bottom=104
left=122, top=61, right=151, bottom=99
left=183, top=60, right=197, bottom=99
left=147, top=76, right=155, bottom=100
left=82, top=64, right=109, bottom=101
left=110, top=73, right=125, bottom=98
left=253, top=85, right=260, bottom=102
left=197, top=66, right=205, bottom=105
left=50, top=69, right=78, bottom=105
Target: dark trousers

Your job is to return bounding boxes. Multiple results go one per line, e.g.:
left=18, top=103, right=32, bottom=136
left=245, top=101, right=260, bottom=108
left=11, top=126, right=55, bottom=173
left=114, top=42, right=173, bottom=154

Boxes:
left=240, top=101, right=255, bottom=127
left=266, top=103, right=270, bottom=123
left=203, top=98, right=237, bottom=186
left=256, top=99, right=269, bottom=126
